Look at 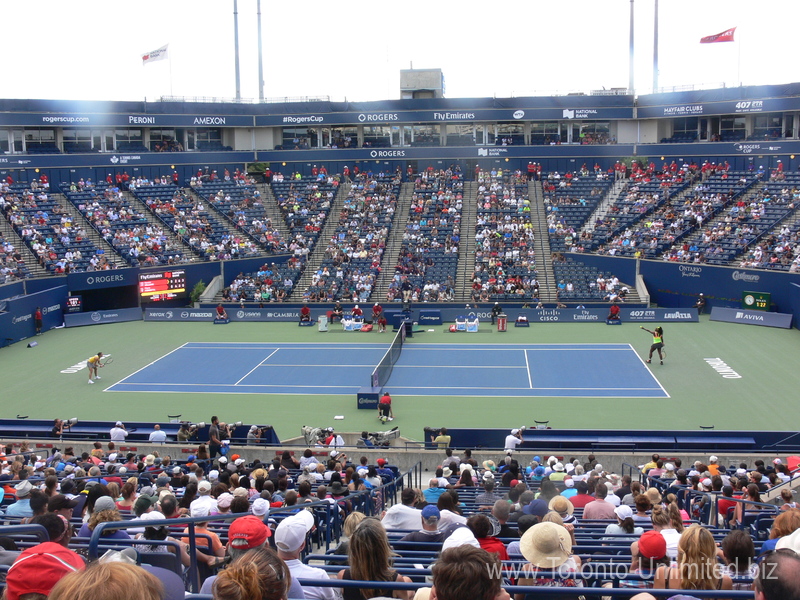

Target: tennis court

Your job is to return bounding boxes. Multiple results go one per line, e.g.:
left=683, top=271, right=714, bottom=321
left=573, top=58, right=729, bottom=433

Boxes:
left=107, top=341, right=667, bottom=398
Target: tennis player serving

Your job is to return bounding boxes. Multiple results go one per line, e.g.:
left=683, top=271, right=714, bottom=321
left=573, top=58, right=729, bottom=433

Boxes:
left=640, top=326, right=665, bottom=365
left=87, top=351, right=104, bottom=384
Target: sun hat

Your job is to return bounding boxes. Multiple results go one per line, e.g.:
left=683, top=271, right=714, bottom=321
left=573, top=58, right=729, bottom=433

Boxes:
left=519, top=522, right=572, bottom=568
left=548, top=495, right=574, bottom=515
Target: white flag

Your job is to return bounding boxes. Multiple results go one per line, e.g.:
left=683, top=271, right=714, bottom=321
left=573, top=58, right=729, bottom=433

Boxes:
left=142, top=44, right=169, bottom=66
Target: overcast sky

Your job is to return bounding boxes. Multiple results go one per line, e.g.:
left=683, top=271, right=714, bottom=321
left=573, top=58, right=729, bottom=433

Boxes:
left=3, top=0, right=796, bottom=103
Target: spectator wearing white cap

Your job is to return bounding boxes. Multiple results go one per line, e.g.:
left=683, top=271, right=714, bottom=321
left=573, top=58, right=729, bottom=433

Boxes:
left=6, top=480, right=34, bottom=517
left=504, top=429, right=522, bottom=453
left=708, top=456, right=722, bottom=477
left=109, top=422, right=128, bottom=442
left=189, top=480, right=217, bottom=516
left=604, top=505, right=644, bottom=542
left=275, top=510, right=336, bottom=600
left=148, top=425, right=167, bottom=444
left=183, top=504, right=225, bottom=558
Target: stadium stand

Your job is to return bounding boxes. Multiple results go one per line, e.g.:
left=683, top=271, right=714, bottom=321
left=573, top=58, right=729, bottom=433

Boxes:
left=306, top=172, right=401, bottom=302
left=472, top=169, right=539, bottom=301
left=0, top=433, right=794, bottom=598
left=61, top=182, right=188, bottom=267
left=387, top=168, right=462, bottom=303
left=2, top=183, right=112, bottom=274
left=545, top=170, right=614, bottom=254
left=131, top=182, right=261, bottom=261
left=272, top=174, right=338, bottom=294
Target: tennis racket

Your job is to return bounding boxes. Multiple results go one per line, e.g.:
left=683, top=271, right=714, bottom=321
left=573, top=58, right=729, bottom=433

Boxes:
left=661, top=347, right=667, bottom=359
left=101, top=357, right=114, bottom=366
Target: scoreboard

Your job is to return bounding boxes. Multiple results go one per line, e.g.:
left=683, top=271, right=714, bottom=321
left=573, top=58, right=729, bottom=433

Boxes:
left=742, top=291, right=770, bottom=311
left=65, top=295, right=82, bottom=313
left=139, top=269, right=187, bottom=302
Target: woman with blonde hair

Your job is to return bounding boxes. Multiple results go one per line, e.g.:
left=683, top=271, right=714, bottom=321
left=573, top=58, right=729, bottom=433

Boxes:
left=337, top=518, right=412, bottom=599
left=49, top=561, right=163, bottom=600
left=213, top=546, right=291, bottom=600
left=653, top=524, right=732, bottom=592
left=332, top=511, right=368, bottom=560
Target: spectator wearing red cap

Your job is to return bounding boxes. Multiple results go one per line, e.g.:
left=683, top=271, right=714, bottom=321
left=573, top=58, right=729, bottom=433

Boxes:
left=620, top=530, right=670, bottom=590
left=201, top=515, right=305, bottom=598
left=4, top=541, right=85, bottom=600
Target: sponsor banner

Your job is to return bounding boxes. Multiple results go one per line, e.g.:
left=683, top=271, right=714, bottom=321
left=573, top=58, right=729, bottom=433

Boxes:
left=64, top=307, right=142, bottom=327
left=418, top=310, right=442, bottom=325
left=435, top=307, right=696, bottom=323
left=67, top=268, right=138, bottom=291
left=0, top=286, right=67, bottom=345
left=258, top=143, right=634, bottom=163
left=144, top=307, right=301, bottom=322
left=0, top=113, right=253, bottom=128
left=257, top=106, right=633, bottom=127
left=637, top=96, right=800, bottom=119
left=710, top=307, right=792, bottom=329
left=356, top=387, right=380, bottom=410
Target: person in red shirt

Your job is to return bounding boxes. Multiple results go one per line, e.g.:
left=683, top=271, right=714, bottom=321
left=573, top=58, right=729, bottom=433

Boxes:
left=106, top=173, right=113, bottom=185
left=607, top=304, right=620, bottom=321
left=216, top=304, right=228, bottom=320
left=568, top=481, right=595, bottom=509
left=378, top=391, right=393, bottom=423
left=351, top=305, right=363, bottom=318
left=468, top=514, right=509, bottom=561
left=34, top=307, right=43, bottom=335
left=371, top=302, right=383, bottom=322
left=300, top=304, right=311, bottom=322
left=172, top=171, right=179, bottom=185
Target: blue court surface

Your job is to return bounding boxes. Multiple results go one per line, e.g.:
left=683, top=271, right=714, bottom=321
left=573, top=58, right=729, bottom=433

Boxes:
left=107, top=342, right=668, bottom=398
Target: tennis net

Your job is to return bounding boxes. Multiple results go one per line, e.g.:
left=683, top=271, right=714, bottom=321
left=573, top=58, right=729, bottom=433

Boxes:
left=370, top=326, right=405, bottom=388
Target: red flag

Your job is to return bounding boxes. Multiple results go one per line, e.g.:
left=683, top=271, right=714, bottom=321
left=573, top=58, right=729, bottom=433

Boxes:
left=700, top=27, right=736, bottom=44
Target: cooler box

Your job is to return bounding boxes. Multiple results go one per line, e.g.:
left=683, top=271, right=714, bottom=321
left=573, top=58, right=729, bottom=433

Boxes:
left=318, top=315, right=328, bottom=332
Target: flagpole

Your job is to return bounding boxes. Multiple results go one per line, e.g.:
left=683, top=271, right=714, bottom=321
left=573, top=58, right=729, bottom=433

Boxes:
left=169, top=52, right=174, bottom=97
left=737, top=30, right=741, bottom=87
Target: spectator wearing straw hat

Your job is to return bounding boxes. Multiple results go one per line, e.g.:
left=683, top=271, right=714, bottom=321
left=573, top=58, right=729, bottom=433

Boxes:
left=516, top=521, right=583, bottom=590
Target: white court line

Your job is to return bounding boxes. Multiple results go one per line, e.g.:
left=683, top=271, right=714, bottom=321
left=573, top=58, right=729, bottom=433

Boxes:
left=524, top=349, right=533, bottom=388
left=235, top=349, right=278, bottom=385
left=628, top=343, right=671, bottom=398
left=107, top=343, right=189, bottom=390
left=111, top=381, right=662, bottom=391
